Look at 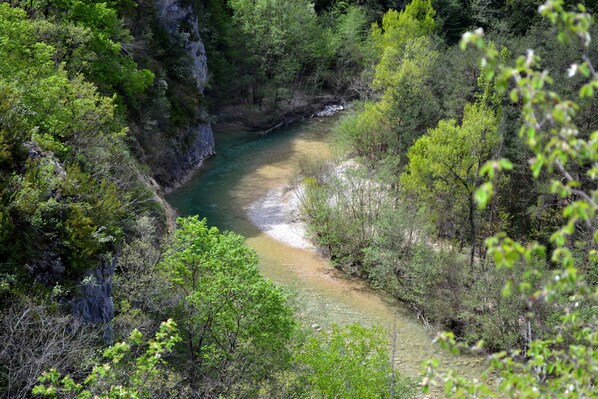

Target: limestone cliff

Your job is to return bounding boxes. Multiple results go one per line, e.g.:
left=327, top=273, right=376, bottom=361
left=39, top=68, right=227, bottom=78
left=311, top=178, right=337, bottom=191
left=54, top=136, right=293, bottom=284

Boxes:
left=155, top=0, right=215, bottom=190
left=156, top=0, right=209, bottom=93
left=69, top=0, right=216, bottom=328
left=69, top=258, right=115, bottom=340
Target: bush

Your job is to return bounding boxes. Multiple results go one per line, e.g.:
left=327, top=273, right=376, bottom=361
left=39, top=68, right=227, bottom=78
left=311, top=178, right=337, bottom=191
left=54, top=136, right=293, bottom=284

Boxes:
left=294, top=324, right=414, bottom=399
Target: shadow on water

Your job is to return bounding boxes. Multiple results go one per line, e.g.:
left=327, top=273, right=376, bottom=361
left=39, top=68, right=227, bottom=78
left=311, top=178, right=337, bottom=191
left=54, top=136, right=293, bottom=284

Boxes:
left=166, top=116, right=487, bottom=384
left=168, top=121, right=320, bottom=239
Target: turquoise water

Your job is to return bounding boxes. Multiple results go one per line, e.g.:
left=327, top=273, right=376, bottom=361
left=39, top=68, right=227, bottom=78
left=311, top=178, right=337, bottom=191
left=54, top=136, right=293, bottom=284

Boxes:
left=167, top=120, right=330, bottom=235
left=166, top=118, right=485, bottom=383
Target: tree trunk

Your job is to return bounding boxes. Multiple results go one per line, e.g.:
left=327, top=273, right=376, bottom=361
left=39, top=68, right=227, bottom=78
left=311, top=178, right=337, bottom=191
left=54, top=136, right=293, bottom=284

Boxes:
left=469, top=193, right=476, bottom=269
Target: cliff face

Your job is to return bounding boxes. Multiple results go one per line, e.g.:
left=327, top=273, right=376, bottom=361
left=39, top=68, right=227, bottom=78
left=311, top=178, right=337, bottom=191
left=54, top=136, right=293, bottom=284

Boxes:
left=156, top=0, right=209, bottom=93
left=69, top=258, right=115, bottom=340
left=161, top=123, right=215, bottom=191
left=66, top=1, right=215, bottom=327
left=155, top=0, right=215, bottom=191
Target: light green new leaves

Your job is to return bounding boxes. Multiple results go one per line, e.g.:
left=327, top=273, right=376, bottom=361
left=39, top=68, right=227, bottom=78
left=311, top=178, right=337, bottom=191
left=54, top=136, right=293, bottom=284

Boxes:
left=337, top=0, right=439, bottom=162
left=34, top=320, right=181, bottom=399
left=402, top=102, right=499, bottom=204
left=160, top=216, right=294, bottom=372
left=371, top=0, right=436, bottom=54
left=296, top=324, right=401, bottom=399
left=427, top=1, right=598, bottom=397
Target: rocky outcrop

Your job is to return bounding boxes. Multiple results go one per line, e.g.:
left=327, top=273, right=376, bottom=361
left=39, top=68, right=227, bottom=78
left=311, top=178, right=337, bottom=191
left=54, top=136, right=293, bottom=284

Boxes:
left=155, top=0, right=209, bottom=93
left=21, top=143, right=115, bottom=334
left=162, top=122, right=215, bottom=192
left=69, top=258, right=115, bottom=340
left=155, top=0, right=215, bottom=190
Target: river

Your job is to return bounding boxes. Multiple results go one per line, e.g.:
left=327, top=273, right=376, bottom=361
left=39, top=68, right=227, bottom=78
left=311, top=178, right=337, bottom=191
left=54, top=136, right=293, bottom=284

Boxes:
left=166, top=116, right=485, bottom=383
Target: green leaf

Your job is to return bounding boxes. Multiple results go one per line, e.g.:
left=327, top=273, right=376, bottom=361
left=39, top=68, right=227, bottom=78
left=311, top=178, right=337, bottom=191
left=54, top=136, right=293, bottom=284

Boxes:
left=498, top=158, right=514, bottom=170
left=511, top=89, right=519, bottom=103
left=475, top=182, right=494, bottom=209
left=580, top=83, right=594, bottom=98
left=531, top=157, right=545, bottom=177
left=579, top=62, right=591, bottom=78
left=502, top=280, right=512, bottom=297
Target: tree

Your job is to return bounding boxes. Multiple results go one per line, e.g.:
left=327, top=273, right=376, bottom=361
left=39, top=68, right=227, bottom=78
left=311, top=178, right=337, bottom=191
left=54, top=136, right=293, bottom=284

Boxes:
left=33, top=319, right=183, bottom=399
left=227, top=0, right=323, bottom=107
left=337, top=0, right=440, bottom=162
left=16, top=0, right=154, bottom=97
left=322, top=4, right=370, bottom=94
left=295, top=324, right=413, bottom=399
left=160, top=216, right=295, bottom=395
left=371, top=0, right=436, bottom=53
left=401, top=102, right=500, bottom=265
left=424, top=1, right=598, bottom=396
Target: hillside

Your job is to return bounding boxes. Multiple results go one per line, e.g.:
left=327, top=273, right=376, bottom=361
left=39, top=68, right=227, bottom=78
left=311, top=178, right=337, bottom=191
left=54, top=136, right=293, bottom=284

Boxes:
left=1, top=1, right=597, bottom=398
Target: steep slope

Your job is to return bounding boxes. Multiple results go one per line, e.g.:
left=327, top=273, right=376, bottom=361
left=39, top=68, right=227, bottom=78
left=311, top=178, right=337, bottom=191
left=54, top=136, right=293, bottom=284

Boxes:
left=154, top=0, right=215, bottom=190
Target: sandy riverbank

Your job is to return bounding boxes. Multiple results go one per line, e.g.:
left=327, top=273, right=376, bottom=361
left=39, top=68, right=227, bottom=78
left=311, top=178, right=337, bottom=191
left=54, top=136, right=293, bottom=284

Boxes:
left=245, top=159, right=360, bottom=251
left=246, top=185, right=315, bottom=251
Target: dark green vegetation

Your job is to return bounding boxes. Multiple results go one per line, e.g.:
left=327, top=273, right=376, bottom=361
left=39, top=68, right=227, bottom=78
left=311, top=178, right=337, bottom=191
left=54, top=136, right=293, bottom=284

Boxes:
left=301, top=0, right=598, bottom=354
left=0, top=0, right=217, bottom=300
left=33, top=216, right=411, bottom=398
left=0, top=1, right=156, bottom=297
left=201, top=0, right=369, bottom=105
left=0, top=0, right=410, bottom=396
left=1, top=0, right=597, bottom=398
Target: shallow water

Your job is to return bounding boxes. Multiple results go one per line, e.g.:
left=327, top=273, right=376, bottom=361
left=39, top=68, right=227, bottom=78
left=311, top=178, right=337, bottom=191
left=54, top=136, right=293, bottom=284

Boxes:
left=166, top=117, right=485, bottom=382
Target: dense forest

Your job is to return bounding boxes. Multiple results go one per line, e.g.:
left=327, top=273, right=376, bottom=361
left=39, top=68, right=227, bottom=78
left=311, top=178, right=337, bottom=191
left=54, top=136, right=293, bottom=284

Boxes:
left=1, top=0, right=597, bottom=398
